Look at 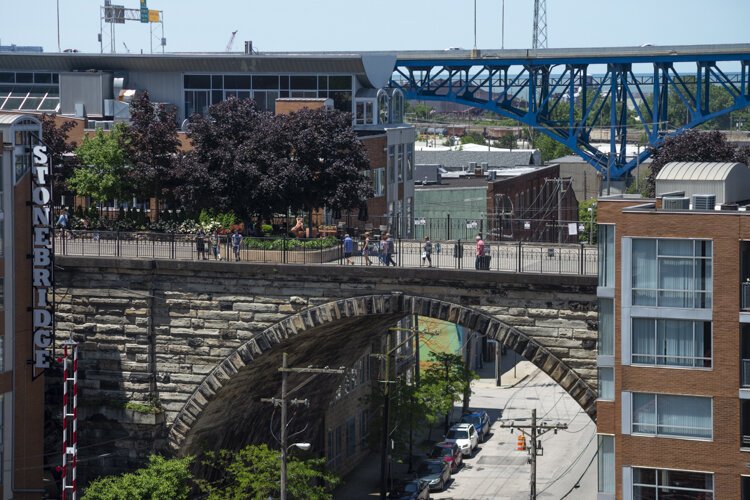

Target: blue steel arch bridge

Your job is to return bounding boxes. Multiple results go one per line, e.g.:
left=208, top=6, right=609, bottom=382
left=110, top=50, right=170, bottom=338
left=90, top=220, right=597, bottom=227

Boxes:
left=389, top=44, right=750, bottom=179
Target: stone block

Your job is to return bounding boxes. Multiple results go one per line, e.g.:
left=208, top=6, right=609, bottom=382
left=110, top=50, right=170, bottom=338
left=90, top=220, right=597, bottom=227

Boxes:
left=233, top=302, right=278, bottom=312
left=254, top=313, right=289, bottom=322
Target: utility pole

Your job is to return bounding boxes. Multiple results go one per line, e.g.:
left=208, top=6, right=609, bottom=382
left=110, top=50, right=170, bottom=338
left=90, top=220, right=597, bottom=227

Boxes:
left=261, top=353, right=344, bottom=500
left=379, top=332, right=391, bottom=500
left=500, top=409, right=568, bottom=499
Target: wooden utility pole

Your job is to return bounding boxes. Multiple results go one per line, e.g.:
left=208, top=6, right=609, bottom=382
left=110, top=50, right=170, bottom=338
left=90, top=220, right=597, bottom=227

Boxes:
left=499, top=409, right=568, bottom=499
left=261, top=353, right=344, bottom=500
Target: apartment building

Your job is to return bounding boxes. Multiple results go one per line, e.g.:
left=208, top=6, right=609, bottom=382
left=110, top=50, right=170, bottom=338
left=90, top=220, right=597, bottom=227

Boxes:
left=595, top=162, right=750, bottom=499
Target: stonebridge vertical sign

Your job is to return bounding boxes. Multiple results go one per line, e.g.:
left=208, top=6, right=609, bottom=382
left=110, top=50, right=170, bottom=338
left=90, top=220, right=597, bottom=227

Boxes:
left=32, top=145, right=53, bottom=371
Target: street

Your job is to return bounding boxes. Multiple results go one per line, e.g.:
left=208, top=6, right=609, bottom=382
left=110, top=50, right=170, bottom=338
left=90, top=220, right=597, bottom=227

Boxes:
left=334, top=360, right=597, bottom=499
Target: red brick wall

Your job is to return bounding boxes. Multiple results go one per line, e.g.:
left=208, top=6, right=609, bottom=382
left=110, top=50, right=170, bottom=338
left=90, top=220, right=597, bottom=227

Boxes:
left=598, top=199, right=750, bottom=499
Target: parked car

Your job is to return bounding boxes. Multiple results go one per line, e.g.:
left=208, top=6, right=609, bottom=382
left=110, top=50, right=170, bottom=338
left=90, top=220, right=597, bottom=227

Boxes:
left=388, top=479, right=430, bottom=500
left=416, top=459, right=451, bottom=492
left=427, top=441, right=463, bottom=473
left=460, top=410, right=491, bottom=442
left=444, top=423, right=479, bottom=457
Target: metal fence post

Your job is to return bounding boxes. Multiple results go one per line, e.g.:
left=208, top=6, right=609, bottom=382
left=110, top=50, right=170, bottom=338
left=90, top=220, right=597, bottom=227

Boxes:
left=447, top=214, right=451, bottom=241
left=116, top=231, right=121, bottom=257
left=517, top=240, right=522, bottom=273
left=580, top=243, right=585, bottom=275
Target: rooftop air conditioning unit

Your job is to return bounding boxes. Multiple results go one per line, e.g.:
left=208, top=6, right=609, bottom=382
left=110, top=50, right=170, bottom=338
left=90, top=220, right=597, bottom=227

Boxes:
left=720, top=203, right=739, bottom=211
left=662, top=197, right=689, bottom=210
left=691, top=194, right=716, bottom=211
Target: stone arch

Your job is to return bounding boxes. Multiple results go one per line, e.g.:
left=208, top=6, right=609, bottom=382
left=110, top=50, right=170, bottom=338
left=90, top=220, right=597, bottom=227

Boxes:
left=168, top=293, right=597, bottom=455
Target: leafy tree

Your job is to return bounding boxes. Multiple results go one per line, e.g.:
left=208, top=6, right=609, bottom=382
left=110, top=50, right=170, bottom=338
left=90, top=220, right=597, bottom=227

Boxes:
left=40, top=113, right=79, bottom=200
left=411, top=103, right=433, bottom=121
left=460, top=131, right=486, bottom=145
left=645, top=129, right=741, bottom=197
left=578, top=198, right=597, bottom=244
left=197, top=443, right=339, bottom=500
left=123, top=91, right=180, bottom=205
left=81, top=455, right=192, bottom=500
left=281, top=107, right=372, bottom=223
left=69, top=124, right=131, bottom=203
left=533, top=132, right=572, bottom=162
left=493, top=134, right=517, bottom=149
left=174, top=97, right=289, bottom=220
left=421, top=351, right=478, bottom=434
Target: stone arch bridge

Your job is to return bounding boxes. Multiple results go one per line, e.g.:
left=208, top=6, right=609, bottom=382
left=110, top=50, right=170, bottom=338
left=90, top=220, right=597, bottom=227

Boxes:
left=52, top=256, right=597, bottom=478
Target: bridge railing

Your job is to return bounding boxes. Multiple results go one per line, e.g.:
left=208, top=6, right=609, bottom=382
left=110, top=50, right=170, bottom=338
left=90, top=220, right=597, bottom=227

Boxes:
left=53, top=230, right=597, bottom=276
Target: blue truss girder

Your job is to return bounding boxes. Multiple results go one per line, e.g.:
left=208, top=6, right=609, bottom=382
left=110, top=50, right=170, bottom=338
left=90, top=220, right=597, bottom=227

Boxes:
left=391, top=47, right=750, bottom=179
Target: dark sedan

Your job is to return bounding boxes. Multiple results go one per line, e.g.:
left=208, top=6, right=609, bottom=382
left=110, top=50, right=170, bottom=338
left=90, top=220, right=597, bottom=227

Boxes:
left=427, top=441, right=463, bottom=473
left=388, top=479, right=430, bottom=500
left=416, top=459, right=451, bottom=492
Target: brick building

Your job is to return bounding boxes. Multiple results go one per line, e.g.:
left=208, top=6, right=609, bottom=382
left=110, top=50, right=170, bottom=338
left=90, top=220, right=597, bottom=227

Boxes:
left=595, top=168, right=750, bottom=499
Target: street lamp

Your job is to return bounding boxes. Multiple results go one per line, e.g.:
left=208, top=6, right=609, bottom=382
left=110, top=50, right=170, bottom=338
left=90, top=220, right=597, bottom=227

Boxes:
left=281, top=442, right=311, bottom=500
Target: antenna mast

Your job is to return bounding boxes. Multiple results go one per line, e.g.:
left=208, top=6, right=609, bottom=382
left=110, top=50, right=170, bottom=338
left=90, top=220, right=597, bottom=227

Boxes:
left=532, top=0, right=548, bottom=49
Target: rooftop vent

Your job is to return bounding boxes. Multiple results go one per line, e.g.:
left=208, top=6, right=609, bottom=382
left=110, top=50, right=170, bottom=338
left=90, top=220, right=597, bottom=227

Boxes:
left=662, top=197, right=689, bottom=210
left=691, top=194, right=716, bottom=211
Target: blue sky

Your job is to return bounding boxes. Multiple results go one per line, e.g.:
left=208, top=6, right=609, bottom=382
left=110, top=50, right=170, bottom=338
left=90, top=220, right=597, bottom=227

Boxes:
left=3, top=0, right=749, bottom=54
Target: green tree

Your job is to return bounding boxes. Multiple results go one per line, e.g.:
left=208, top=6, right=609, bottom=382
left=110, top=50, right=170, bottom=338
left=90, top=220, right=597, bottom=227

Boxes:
left=68, top=124, right=131, bottom=203
left=81, top=455, right=192, bottom=500
left=578, top=198, right=597, bottom=244
left=533, top=132, right=572, bottom=162
left=493, top=134, right=517, bottom=149
left=411, top=103, right=433, bottom=121
left=460, top=131, right=486, bottom=145
left=197, top=443, right=339, bottom=500
left=421, top=351, right=478, bottom=434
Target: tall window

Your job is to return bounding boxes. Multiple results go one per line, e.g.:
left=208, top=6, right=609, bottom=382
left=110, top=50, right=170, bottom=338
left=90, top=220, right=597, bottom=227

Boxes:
left=597, top=368, right=614, bottom=400
left=377, top=90, right=389, bottom=124
left=397, top=144, right=404, bottom=182
left=633, top=467, right=713, bottom=499
left=632, top=318, right=711, bottom=368
left=391, top=90, right=404, bottom=123
left=632, top=393, right=712, bottom=439
left=598, top=299, right=614, bottom=356
left=598, top=224, right=615, bottom=287
left=406, top=143, right=414, bottom=181
left=597, top=435, right=614, bottom=494
left=631, top=239, right=712, bottom=308
left=388, top=146, right=396, bottom=183
left=372, top=168, right=385, bottom=197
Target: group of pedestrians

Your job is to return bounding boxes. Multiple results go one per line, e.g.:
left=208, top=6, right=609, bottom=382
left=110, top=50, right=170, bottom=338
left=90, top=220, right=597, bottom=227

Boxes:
left=195, top=229, right=243, bottom=261
left=343, top=232, right=397, bottom=266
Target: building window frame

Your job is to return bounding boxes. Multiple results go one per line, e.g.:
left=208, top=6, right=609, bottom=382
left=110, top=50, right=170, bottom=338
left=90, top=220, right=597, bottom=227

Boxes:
left=631, top=318, right=712, bottom=369
left=597, top=434, right=615, bottom=494
left=631, top=466, right=714, bottom=499
left=630, top=392, right=713, bottom=440
left=631, top=238, right=712, bottom=309
left=597, top=367, right=614, bottom=401
left=598, top=224, right=615, bottom=288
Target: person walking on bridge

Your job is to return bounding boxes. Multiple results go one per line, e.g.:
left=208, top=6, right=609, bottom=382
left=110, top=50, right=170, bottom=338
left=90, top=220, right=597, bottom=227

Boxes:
left=422, top=236, right=433, bottom=268
left=343, top=234, right=354, bottom=265
left=475, top=234, right=485, bottom=270
left=231, top=230, right=242, bottom=262
left=385, top=233, right=397, bottom=267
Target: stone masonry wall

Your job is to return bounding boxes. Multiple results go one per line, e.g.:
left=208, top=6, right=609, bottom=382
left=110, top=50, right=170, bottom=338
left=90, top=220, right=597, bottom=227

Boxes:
left=50, top=256, right=597, bottom=483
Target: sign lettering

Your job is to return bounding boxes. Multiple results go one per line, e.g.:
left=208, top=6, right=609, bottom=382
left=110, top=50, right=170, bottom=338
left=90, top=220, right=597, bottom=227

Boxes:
left=32, top=145, right=53, bottom=369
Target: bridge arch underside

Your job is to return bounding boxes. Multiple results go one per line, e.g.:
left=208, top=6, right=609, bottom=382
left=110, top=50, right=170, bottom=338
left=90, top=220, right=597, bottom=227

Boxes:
left=170, top=294, right=597, bottom=457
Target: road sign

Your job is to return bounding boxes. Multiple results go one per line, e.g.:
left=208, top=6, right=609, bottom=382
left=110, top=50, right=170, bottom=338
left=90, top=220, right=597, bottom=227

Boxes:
left=148, top=9, right=160, bottom=22
left=140, top=0, right=148, bottom=23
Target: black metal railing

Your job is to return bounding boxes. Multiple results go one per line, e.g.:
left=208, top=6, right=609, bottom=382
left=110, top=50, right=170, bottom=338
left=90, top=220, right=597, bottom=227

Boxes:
left=54, top=230, right=598, bottom=276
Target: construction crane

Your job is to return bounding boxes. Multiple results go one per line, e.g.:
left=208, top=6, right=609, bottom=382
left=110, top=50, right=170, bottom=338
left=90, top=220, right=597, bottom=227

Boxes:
left=532, top=0, right=548, bottom=49
left=225, top=30, right=238, bottom=52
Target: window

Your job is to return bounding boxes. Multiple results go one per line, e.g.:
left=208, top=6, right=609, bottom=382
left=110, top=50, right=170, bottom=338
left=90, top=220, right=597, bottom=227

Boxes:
left=598, top=224, right=615, bottom=287
left=388, top=146, right=396, bottom=183
left=742, top=400, right=750, bottom=448
left=356, top=102, right=366, bottom=125
left=335, top=426, right=343, bottom=468
left=377, top=90, right=389, bottom=124
left=742, top=476, right=750, bottom=500
left=632, top=239, right=712, bottom=308
left=397, top=144, right=404, bottom=182
left=632, top=393, right=712, bottom=439
left=632, top=318, right=711, bottom=368
left=633, top=467, right=713, bottom=499
left=392, top=90, right=404, bottom=123
left=406, top=143, right=414, bottom=180
left=597, top=368, right=613, bottom=400
left=372, top=168, right=385, bottom=197
left=599, top=299, right=614, bottom=356
left=346, top=417, right=356, bottom=457
left=597, top=435, right=614, bottom=493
